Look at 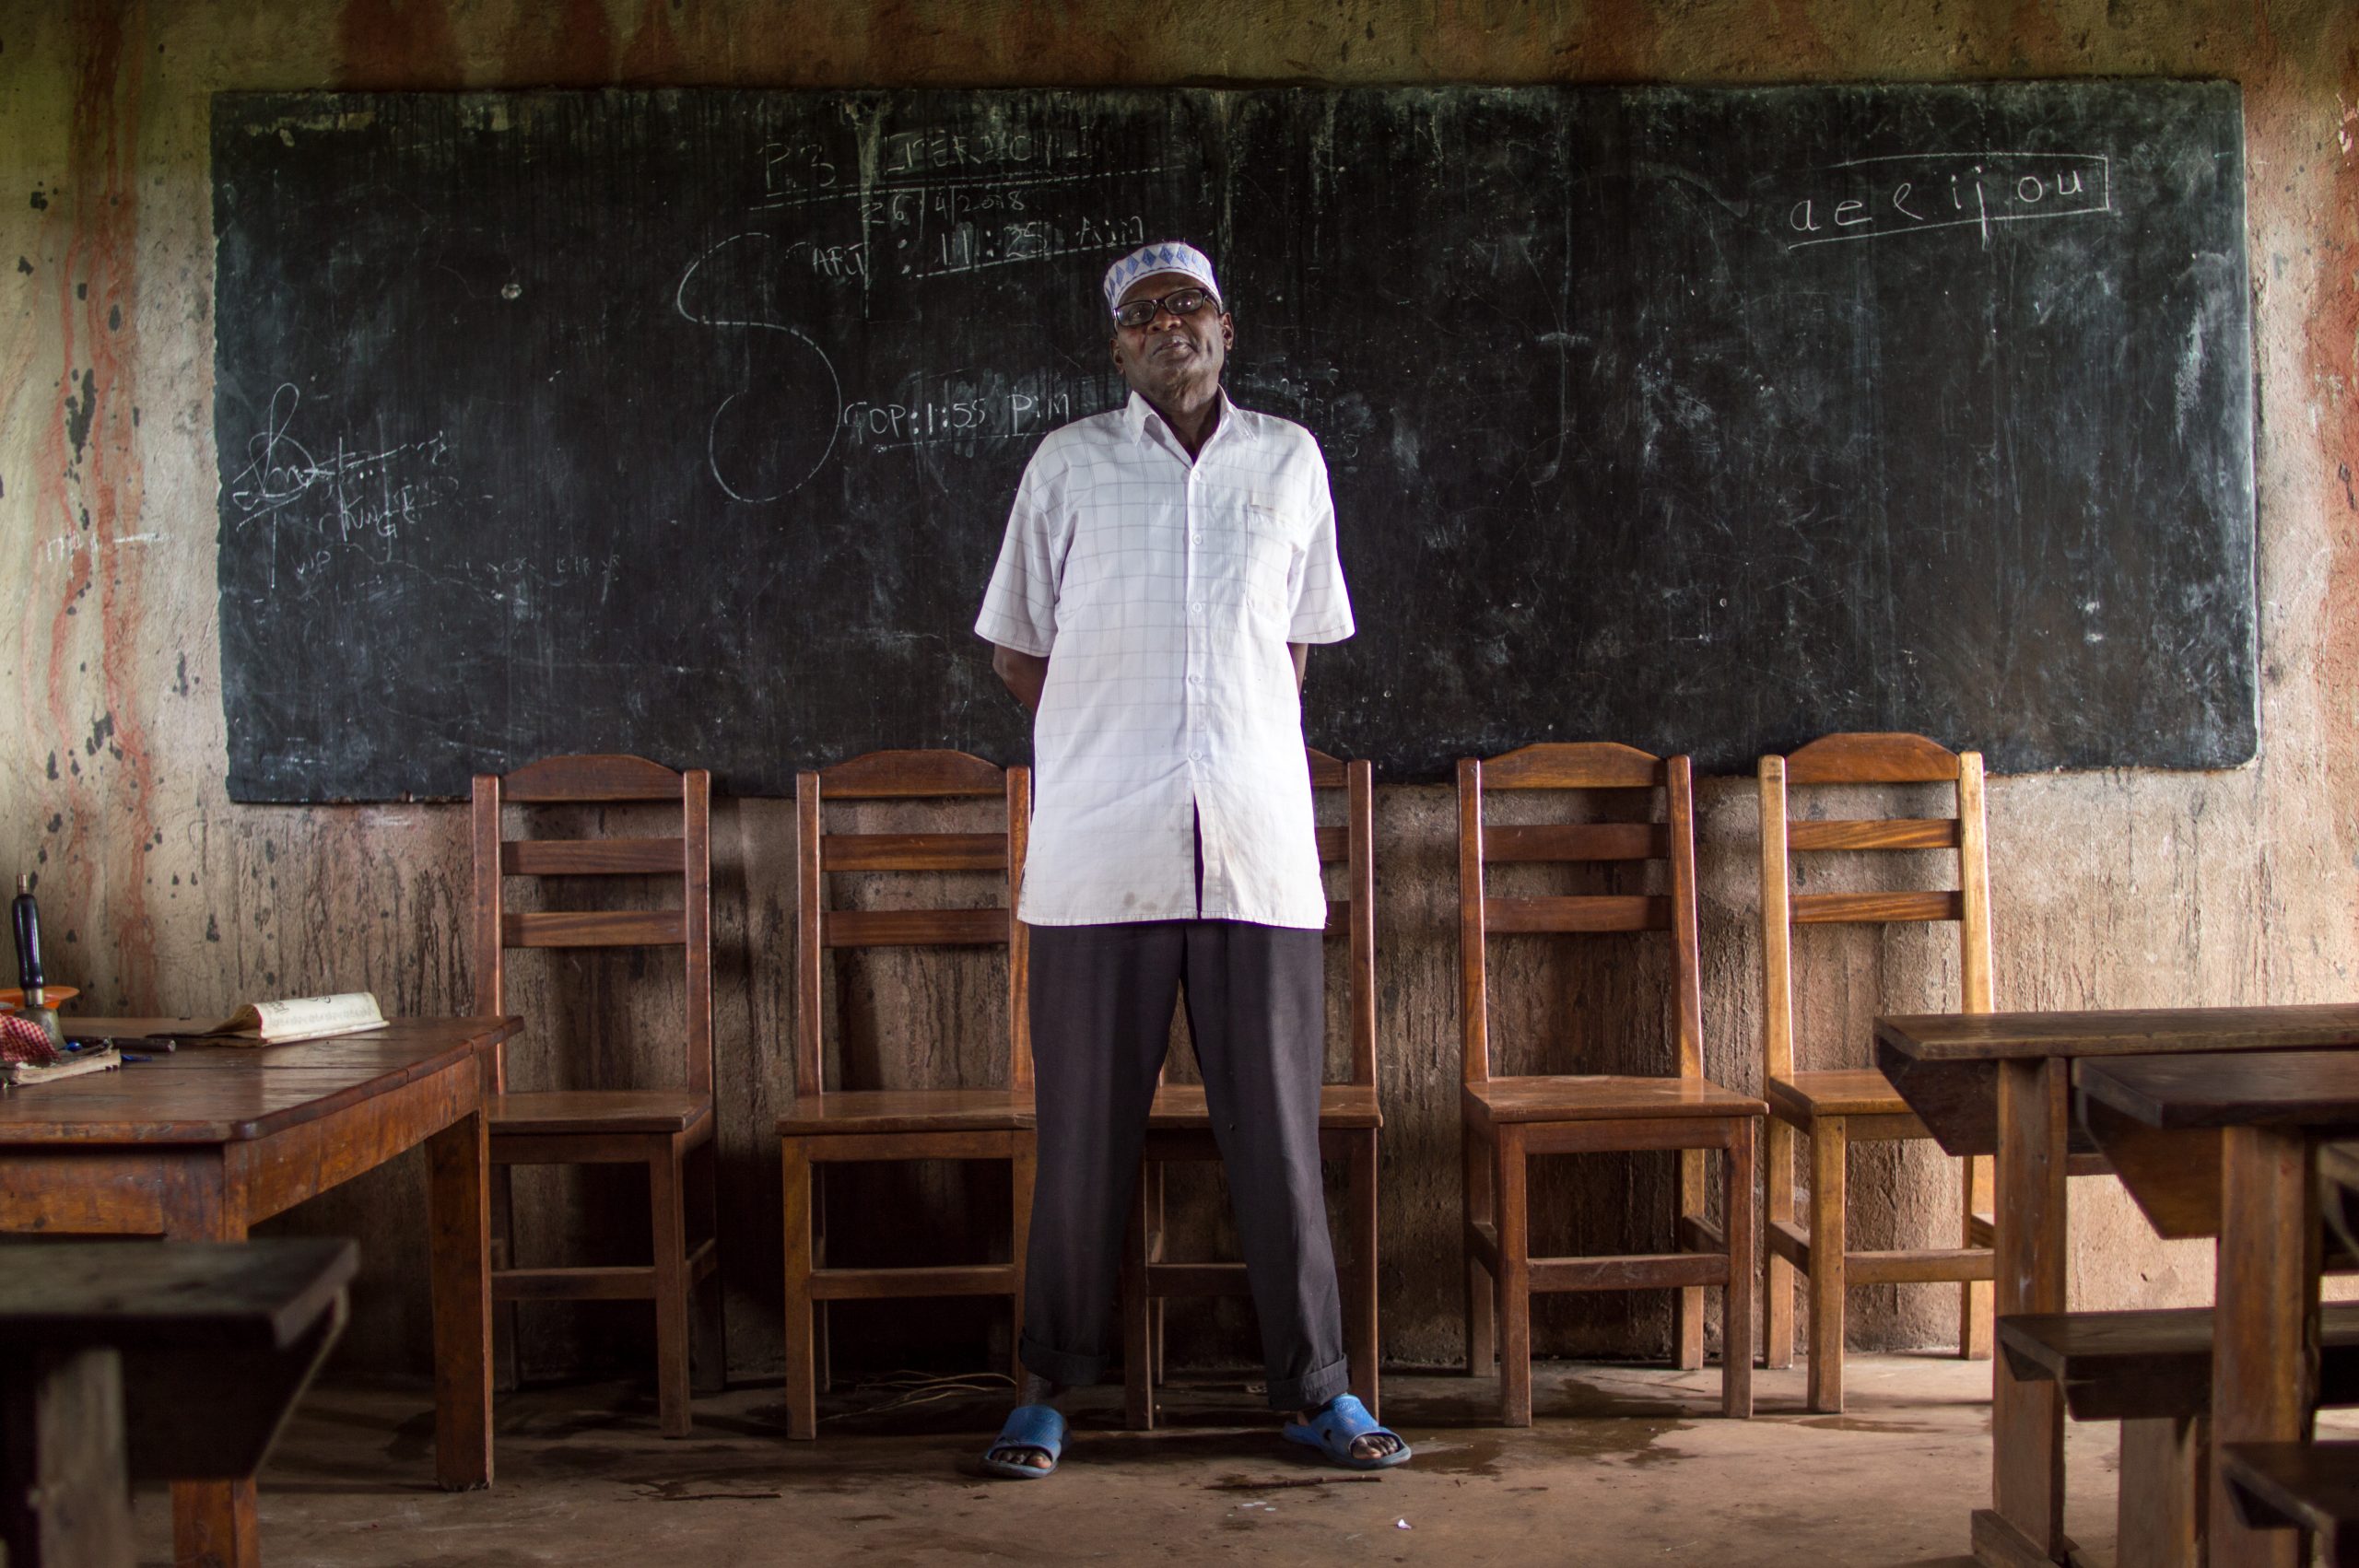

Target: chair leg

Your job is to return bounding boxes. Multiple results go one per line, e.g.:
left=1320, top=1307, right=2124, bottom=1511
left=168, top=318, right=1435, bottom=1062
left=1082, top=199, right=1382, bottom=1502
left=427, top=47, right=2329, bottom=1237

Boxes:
left=1765, top=1117, right=1796, bottom=1370
left=1010, top=1135, right=1036, bottom=1389
left=490, top=1163, right=521, bottom=1392
left=1961, top=1153, right=1994, bottom=1360
left=813, top=1164, right=831, bottom=1396
left=1121, top=1161, right=1156, bottom=1431
left=687, top=1135, right=725, bottom=1397
left=780, top=1139, right=818, bottom=1441
left=1806, top=1116, right=1848, bottom=1414
left=1347, top=1128, right=1380, bottom=1417
left=1464, top=1123, right=1496, bottom=1376
left=1722, top=1121, right=1756, bottom=1419
left=1674, top=1146, right=1708, bottom=1372
left=649, top=1143, right=693, bottom=1439
left=1145, top=1162, right=1166, bottom=1387
left=1496, top=1124, right=1532, bottom=1428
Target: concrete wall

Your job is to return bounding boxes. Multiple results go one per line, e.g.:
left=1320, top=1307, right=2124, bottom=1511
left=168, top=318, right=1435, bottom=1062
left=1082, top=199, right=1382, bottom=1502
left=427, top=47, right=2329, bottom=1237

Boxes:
left=3, top=0, right=2353, bottom=1388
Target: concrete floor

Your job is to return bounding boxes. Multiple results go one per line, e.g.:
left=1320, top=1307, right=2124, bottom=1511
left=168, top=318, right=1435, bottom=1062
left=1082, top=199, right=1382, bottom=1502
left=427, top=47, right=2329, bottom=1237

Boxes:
left=135, top=1355, right=2207, bottom=1566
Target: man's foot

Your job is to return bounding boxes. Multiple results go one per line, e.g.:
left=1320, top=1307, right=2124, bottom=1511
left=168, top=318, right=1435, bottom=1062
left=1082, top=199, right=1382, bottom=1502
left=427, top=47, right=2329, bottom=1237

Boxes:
left=981, top=1375, right=1067, bottom=1476
left=1300, top=1404, right=1402, bottom=1463
left=1282, top=1395, right=1412, bottom=1470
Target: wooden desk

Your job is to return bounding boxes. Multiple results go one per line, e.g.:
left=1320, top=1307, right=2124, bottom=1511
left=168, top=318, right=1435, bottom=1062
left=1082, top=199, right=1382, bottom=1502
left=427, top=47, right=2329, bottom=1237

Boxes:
left=0, top=1017, right=517, bottom=1568
left=2079, top=1048, right=2359, bottom=1568
left=0, top=1238, right=358, bottom=1568
left=1874, top=1003, right=2359, bottom=1567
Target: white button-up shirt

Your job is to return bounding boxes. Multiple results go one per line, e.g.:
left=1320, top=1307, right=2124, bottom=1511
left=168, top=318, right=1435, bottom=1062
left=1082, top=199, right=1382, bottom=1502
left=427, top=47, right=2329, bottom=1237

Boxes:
left=976, top=391, right=1355, bottom=929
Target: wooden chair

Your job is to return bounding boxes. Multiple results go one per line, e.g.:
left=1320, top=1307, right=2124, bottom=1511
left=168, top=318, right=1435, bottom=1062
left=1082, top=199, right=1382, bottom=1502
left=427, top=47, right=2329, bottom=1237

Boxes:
left=1758, top=731, right=1996, bottom=1413
left=779, top=749, right=1032, bottom=1440
left=472, top=754, right=722, bottom=1439
left=1459, top=743, right=1764, bottom=1424
left=1121, top=749, right=1381, bottom=1428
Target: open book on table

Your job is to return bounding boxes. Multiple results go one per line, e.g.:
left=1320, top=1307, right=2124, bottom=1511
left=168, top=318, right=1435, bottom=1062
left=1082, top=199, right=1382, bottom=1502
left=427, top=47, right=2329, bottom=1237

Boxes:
left=205, top=991, right=389, bottom=1046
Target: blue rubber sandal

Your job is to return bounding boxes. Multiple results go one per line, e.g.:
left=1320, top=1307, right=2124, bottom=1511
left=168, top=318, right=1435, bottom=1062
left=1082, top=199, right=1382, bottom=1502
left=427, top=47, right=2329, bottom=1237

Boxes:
left=980, top=1403, right=1066, bottom=1480
left=1282, top=1394, right=1411, bottom=1471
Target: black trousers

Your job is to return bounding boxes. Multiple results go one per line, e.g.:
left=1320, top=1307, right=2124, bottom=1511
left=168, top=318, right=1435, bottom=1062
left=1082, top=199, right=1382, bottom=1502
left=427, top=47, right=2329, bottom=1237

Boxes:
left=1017, top=918, right=1350, bottom=1410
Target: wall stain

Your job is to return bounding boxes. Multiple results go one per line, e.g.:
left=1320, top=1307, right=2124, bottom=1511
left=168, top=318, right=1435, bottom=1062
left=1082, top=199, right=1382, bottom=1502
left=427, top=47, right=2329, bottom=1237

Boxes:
left=334, top=0, right=464, bottom=89
left=1556, top=0, right=1664, bottom=82
left=499, top=0, right=616, bottom=87
left=2305, top=24, right=2359, bottom=895
left=618, top=0, right=684, bottom=84
left=28, top=4, right=160, bottom=1010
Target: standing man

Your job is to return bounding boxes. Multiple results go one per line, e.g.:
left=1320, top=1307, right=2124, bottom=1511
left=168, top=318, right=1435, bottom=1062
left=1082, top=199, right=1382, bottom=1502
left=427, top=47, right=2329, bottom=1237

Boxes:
left=973, top=241, right=1408, bottom=1477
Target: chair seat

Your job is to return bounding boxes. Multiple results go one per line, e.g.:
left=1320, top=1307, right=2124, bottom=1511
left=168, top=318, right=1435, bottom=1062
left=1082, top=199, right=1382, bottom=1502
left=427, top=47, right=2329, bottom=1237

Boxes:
left=1765, top=1069, right=1912, bottom=1122
left=776, top=1087, right=1034, bottom=1136
left=488, top=1089, right=712, bottom=1137
left=1148, top=1082, right=1381, bottom=1130
left=1464, top=1074, right=1765, bottom=1127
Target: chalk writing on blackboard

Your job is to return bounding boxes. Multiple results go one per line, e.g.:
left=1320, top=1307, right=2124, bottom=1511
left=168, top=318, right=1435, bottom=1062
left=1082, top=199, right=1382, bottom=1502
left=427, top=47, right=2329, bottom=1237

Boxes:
left=673, top=231, right=844, bottom=506
left=839, top=371, right=1092, bottom=452
left=1782, top=151, right=2110, bottom=252
left=225, top=382, right=456, bottom=589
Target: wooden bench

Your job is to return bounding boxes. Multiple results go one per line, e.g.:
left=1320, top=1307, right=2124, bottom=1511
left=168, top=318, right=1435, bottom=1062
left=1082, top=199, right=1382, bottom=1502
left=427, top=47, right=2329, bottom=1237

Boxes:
left=1999, top=1301, right=2359, bottom=1565
left=0, top=1237, right=357, bottom=1568
left=2221, top=1442, right=2359, bottom=1566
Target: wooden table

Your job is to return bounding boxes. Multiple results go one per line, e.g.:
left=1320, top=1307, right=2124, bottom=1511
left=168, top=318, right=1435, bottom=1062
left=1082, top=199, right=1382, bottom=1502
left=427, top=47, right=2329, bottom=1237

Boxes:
left=0, top=1017, right=518, bottom=1568
left=2078, top=1048, right=2359, bottom=1568
left=0, top=1238, right=358, bottom=1568
left=1874, top=1002, right=2359, bottom=1567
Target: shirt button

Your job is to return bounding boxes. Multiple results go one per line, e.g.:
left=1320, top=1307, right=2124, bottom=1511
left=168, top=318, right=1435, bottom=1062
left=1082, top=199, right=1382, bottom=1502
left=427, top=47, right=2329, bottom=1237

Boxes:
left=1187, top=673, right=1201, bottom=685
left=1191, top=603, right=1204, bottom=615
left=1188, top=750, right=1202, bottom=762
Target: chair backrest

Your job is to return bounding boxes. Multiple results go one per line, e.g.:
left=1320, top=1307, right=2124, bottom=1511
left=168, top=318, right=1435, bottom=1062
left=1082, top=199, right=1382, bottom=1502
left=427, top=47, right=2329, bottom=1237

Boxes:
left=1309, top=748, right=1378, bottom=1090
left=1757, top=731, right=1993, bottom=1084
left=794, top=749, right=1030, bottom=1100
left=471, top=754, right=713, bottom=1096
left=1456, top=743, right=1702, bottom=1086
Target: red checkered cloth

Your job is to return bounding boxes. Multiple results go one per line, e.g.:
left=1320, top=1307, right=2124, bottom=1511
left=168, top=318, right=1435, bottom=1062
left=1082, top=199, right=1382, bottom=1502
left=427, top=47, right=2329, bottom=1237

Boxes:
left=0, top=1012, right=60, bottom=1066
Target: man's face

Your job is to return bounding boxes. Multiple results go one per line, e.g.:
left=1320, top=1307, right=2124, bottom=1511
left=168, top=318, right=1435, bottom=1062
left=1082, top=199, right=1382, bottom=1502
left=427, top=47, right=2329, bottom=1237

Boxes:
left=1109, top=270, right=1233, bottom=405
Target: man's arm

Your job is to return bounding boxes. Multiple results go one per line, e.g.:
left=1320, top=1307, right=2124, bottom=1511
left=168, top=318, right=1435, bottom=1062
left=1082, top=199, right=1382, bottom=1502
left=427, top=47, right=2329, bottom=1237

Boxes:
left=1290, top=642, right=1308, bottom=692
left=993, top=644, right=1050, bottom=713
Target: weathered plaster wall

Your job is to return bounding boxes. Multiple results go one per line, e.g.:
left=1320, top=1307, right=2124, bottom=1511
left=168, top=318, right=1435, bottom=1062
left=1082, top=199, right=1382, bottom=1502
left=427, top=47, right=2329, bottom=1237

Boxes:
left=2, top=0, right=2353, bottom=1388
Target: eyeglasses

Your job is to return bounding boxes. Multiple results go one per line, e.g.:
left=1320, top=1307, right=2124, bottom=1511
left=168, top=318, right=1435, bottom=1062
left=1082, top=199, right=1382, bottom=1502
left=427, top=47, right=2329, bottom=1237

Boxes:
left=1112, top=287, right=1219, bottom=330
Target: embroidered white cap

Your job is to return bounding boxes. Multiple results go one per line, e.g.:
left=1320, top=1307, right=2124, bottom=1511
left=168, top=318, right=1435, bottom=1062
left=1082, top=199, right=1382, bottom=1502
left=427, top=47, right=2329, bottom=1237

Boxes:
left=1102, top=240, right=1221, bottom=314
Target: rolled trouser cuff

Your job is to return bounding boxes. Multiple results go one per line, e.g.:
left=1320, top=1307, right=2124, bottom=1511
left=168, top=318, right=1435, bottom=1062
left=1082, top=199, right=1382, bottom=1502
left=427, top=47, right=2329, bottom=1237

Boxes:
left=1267, top=1355, right=1352, bottom=1412
left=1017, top=1334, right=1106, bottom=1392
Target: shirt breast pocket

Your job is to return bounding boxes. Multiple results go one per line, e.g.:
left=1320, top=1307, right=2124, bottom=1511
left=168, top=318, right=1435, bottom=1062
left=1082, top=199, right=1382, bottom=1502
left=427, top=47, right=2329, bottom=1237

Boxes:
left=1239, top=497, right=1304, bottom=617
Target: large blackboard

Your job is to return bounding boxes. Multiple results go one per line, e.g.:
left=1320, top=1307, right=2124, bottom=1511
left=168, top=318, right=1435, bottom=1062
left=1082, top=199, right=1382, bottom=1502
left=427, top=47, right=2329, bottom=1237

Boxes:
left=212, top=83, right=2255, bottom=799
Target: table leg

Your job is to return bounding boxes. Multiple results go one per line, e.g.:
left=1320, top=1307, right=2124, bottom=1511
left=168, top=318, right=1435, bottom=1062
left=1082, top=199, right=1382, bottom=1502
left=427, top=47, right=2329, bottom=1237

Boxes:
left=2210, top=1125, right=2318, bottom=1568
left=159, top=1164, right=259, bottom=1568
left=427, top=1107, right=492, bottom=1491
left=1975, top=1057, right=2071, bottom=1566
left=170, top=1480, right=258, bottom=1568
